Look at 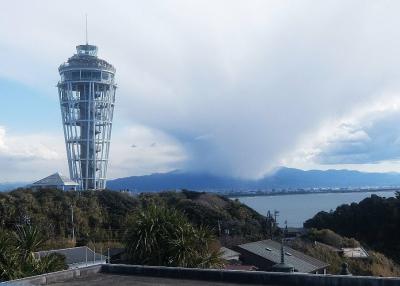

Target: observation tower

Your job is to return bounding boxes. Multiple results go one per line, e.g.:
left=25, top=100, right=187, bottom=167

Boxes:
left=57, top=43, right=116, bottom=190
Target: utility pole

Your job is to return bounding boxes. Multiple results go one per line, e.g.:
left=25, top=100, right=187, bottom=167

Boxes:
left=266, top=210, right=272, bottom=239
left=272, top=210, right=279, bottom=240
left=270, top=220, right=274, bottom=240
left=71, top=204, right=75, bottom=241
left=284, top=220, right=288, bottom=238
left=274, top=210, right=279, bottom=226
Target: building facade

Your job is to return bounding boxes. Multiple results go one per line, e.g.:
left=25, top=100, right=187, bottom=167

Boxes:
left=58, top=44, right=116, bottom=190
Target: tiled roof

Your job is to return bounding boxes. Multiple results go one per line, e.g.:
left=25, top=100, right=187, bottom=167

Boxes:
left=35, top=246, right=106, bottom=265
left=31, top=173, right=79, bottom=187
left=237, top=239, right=329, bottom=273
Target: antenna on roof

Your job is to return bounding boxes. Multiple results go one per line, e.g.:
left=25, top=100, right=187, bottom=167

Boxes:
left=85, top=13, right=88, bottom=44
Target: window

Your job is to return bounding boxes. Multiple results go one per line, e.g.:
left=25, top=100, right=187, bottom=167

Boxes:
left=63, top=71, right=72, bottom=80
left=81, top=71, right=91, bottom=79
left=102, top=72, right=109, bottom=80
left=72, top=71, right=80, bottom=80
left=92, top=71, right=101, bottom=80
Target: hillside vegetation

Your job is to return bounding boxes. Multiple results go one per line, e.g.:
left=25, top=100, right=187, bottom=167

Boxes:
left=0, top=225, right=68, bottom=281
left=1, top=188, right=400, bottom=276
left=304, top=193, right=400, bottom=264
left=290, top=230, right=400, bottom=276
left=0, top=188, right=268, bottom=246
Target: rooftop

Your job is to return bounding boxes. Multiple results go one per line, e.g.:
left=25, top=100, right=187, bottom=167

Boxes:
left=59, top=44, right=115, bottom=73
left=31, top=173, right=79, bottom=187
left=4, top=264, right=400, bottom=286
left=40, top=273, right=260, bottom=286
left=220, top=247, right=241, bottom=261
left=237, top=239, right=329, bottom=273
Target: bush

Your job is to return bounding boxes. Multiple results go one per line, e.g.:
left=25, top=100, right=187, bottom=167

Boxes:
left=307, top=229, right=359, bottom=248
left=124, top=204, right=223, bottom=268
left=0, top=226, right=67, bottom=281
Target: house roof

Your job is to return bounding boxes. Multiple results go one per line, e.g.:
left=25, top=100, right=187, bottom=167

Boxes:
left=31, top=173, right=79, bottom=187
left=220, top=247, right=240, bottom=260
left=35, top=246, right=106, bottom=265
left=237, top=239, right=329, bottom=273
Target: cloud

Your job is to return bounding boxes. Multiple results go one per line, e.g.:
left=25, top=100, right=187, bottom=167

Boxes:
left=0, top=126, right=67, bottom=182
left=0, top=124, right=186, bottom=182
left=3, top=1, right=400, bottom=179
left=108, top=125, right=187, bottom=178
left=288, top=97, right=400, bottom=166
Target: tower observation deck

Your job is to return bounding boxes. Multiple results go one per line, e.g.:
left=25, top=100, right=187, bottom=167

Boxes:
left=58, top=44, right=116, bottom=190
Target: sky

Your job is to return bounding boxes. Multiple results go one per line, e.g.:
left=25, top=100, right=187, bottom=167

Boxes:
left=2, top=1, right=400, bottom=182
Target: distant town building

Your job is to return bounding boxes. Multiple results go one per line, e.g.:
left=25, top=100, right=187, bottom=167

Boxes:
left=30, top=173, right=79, bottom=191
left=235, top=239, right=329, bottom=274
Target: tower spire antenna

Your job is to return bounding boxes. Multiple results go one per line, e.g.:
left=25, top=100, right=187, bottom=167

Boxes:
left=85, top=13, right=88, bottom=44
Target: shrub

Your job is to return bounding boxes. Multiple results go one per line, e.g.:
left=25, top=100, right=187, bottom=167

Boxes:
left=124, top=204, right=223, bottom=268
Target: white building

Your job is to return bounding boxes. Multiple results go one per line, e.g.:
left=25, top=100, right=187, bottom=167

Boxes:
left=30, top=173, right=79, bottom=191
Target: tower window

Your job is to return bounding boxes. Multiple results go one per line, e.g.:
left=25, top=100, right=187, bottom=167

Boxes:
left=92, top=71, right=101, bottom=80
left=72, top=71, right=80, bottom=80
left=102, top=72, right=109, bottom=80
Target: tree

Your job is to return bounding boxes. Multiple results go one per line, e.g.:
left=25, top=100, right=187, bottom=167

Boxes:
left=15, top=225, right=44, bottom=262
left=304, top=195, right=400, bottom=263
left=36, top=253, right=67, bottom=274
left=124, top=204, right=223, bottom=268
left=0, top=226, right=68, bottom=282
left=0, top=231, right=21, bottom=280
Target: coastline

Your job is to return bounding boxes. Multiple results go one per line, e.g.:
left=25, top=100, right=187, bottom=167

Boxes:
left=226, top=187, right=400, bottom=198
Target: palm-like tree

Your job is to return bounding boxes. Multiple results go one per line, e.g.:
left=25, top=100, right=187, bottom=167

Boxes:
left=15, top=225, right=44, bottom=262
left=0, top=231, right=21, bottom=281
left=36, top=253, right=67, bottom=274
left=0, top=226, right=67, bottom=282
left=125, top=204, right=223, bottom=268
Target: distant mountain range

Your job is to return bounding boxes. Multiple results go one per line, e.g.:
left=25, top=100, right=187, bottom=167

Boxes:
left=2, top=167, right=400, bottom=193
left=107, top=167, right=400, bottom=192
left=0, top=182, right=26, bottom=192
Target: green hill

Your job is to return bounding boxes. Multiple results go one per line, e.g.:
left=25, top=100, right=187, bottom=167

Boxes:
left=304, top=193, right=400, bottom=264
left=290, top=229, right=400, bottom=276
left=0, top=188, right=268, bottom=246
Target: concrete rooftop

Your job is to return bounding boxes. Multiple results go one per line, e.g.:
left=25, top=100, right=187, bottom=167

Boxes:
left=4, top=264, right=400, bottom=286
left=46, top=273, right=264, bottom=286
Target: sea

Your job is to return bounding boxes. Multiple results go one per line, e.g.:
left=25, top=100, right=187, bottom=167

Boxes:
left=234, top=191, right=397, bottom=227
